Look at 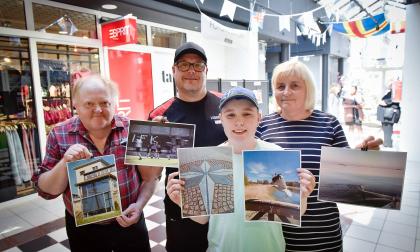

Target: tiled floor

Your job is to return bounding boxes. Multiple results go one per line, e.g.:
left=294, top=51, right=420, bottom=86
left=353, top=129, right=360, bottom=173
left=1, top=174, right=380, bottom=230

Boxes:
left=0, top=180, right=167, bottom=252
left=0, top=160, right=419, bottom=252
left=340, top=159, right=420, bottom=252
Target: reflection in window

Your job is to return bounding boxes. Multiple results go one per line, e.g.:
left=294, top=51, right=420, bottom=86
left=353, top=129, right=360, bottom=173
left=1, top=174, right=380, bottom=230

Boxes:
left=37, top=43, right=99, bottom=130
left=137, top=24, right=147, bottom=45
left=33, top=3, right=97, bottom=39
left=151, top=27, right=186, bottom=49
left=0, top=0, right=26, bottom=29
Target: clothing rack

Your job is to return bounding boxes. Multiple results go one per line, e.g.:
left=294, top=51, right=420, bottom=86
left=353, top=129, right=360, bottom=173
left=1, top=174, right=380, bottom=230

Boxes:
left=0, top=120, right=36, bottom=131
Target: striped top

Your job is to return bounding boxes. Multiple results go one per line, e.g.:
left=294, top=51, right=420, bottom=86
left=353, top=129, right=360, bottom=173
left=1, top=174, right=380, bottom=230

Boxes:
left=256, top=110, right=349, bottom=252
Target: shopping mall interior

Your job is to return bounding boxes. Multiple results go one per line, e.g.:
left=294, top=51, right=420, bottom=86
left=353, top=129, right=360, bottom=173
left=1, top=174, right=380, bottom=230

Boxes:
left=0, top=0, right=419, bottom=251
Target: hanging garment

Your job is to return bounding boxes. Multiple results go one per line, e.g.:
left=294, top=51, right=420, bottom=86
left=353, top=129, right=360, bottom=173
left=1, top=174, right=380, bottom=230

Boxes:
left=29, top=128, right=38, bottom=173
left=11, top=130, right=31, bottom=183
left=0, top=132, right=13, bottom=187
left=5, top=130, right=20, bottom=185
left=5, top=130, right=31, bottom=185
left=21, top=128, right=34, bottom=176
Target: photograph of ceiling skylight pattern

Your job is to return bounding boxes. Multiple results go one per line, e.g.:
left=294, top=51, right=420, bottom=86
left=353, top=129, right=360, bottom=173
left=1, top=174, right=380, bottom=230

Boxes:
left=178, top=146, right=233, bottom=217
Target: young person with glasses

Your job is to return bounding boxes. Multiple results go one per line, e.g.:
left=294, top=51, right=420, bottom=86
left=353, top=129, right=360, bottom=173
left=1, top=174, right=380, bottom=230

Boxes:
left=148, top=42, right=227, bottom=252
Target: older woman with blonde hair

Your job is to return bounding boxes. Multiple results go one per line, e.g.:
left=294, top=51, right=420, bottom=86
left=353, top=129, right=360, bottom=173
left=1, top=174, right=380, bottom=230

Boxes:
left=257, top=60, right=382, bottom=251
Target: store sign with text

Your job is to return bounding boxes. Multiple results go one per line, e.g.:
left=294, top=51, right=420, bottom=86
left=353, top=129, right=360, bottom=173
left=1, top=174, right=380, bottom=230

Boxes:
left=201, top=13, right=248, bottom=48
left=151, top=51, right=175, bottom=107
left=108, top=49, right=153, bottom=120
left=101, top=16, right=137, bottom=47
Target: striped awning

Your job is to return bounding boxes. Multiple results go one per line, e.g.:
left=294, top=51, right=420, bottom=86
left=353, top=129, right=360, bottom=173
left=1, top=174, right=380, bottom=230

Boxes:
left=333, top=13, right=390, bottom=38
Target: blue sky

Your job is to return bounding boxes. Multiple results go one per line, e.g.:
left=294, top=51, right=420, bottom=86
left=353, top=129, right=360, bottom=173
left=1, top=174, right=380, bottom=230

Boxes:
left=67, top=154, right=116, bottom=196
left=243, top=150, right=300, bottom=182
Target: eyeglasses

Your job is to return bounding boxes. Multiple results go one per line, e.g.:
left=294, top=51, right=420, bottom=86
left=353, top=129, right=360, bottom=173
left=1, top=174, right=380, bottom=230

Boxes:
left=83, top=101, right=112, bottom=110
left=175, top=61, right=206, bottom=72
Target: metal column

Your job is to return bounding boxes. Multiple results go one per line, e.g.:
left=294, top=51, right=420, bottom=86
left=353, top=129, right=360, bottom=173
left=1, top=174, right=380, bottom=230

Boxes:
left=322, top=54, right=329, bottom=112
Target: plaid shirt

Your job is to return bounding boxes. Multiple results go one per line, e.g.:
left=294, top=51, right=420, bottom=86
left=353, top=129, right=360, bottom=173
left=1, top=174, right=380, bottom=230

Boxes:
left=32, top=115, right=141, bottom=216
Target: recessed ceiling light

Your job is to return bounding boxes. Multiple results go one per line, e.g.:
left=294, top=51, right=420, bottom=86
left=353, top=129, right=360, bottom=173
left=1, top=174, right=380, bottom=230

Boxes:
left=102, top=4, right=117, bottom=10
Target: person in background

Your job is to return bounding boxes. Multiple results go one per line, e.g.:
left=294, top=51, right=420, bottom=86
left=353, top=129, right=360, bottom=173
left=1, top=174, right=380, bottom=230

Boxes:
left=257, top=61, right=382, bottom=252
left=343, top=84, right=364, bottom=136
left=32, top=75, right=162, bottom=252
left=328, top=83, right=343, bottom=120
left=166, top=86, right=315, bottom=252
left=148, top=42, right=227, bottom=252
left=377, top=82, right=401, bottom=148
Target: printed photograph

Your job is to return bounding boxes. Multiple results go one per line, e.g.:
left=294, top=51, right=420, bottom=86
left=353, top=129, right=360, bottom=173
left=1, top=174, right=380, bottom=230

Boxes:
left=124, top=120, right=195, bottom=167
left=66, top=155, right=122, bottom=227
left=178, top=146, right=233, bottom=217
left=318, top=147, right=407, bottom=209
left=244, top=150, right=301, bottom=226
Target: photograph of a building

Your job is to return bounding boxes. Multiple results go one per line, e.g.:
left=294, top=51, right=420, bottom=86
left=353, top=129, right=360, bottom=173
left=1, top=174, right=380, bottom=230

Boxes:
left=318, top=147, right=407, bottom=209
left=67, top=155, right=122, bottom=226
left=125, top=120, right=195, bottom=167
left=244, top=150, right=301, bottom=226
left=178, top=146, right=233, bottom=217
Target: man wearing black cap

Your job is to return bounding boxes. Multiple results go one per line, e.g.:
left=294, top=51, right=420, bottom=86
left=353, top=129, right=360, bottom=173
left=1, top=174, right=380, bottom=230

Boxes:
left=148, top=42, right=227, bottom=252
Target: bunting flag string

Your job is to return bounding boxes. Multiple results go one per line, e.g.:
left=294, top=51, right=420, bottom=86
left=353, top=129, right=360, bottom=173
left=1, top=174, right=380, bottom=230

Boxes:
left=220, top=0, right=237, bottom=21
left=250, top=9, right=265, bottom=31
left=193, top=0, right=391, bottom=49
left=390, top=20, right=405, bottom=34
left=278, top=15, right=290, bottom=32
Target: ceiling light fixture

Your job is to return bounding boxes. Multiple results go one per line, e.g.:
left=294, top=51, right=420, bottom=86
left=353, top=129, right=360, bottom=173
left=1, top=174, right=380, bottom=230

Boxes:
left=102, top=4, right=117, bottom=10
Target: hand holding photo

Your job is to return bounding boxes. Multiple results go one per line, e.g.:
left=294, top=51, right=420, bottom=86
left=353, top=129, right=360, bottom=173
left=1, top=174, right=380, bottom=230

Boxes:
left=243, top=150, right=301, bottom=227
left=66, top=154, right=122, bottom=227
left=124, top=120, right=195, bottom=167
left=178, top=146, right=233, bottom=218
left=318, top=147, right=407, bottom=209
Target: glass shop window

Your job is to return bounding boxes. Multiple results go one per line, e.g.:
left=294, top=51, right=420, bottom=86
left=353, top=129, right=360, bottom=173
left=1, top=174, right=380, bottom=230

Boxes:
left=0, top=36, right=41, bottom=203
left=137, top=24, right=148, bottom=45
left=0, top=0, right=26, bottom=29
left=151, top=26, right=186, bottom=49
left=33, top=3, right=97, bottom=39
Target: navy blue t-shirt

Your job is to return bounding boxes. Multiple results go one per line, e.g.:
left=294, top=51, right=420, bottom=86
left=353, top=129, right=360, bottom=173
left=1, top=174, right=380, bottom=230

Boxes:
left=148, top=91, right=227, bottom=218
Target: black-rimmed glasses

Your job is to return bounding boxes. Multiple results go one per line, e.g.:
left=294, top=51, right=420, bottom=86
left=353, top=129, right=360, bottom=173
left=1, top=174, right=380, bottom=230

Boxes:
left=175, top=61, right=206, bottom=72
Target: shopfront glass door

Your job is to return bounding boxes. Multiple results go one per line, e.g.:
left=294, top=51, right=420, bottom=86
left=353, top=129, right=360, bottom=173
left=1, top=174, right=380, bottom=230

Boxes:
left=0, top=36, right=40, bottom=202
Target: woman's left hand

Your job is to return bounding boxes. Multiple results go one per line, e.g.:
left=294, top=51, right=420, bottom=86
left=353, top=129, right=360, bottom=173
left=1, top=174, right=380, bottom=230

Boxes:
left=297, top=168, right=316, bottom=198
left=356, top=136, right=383, bottom=150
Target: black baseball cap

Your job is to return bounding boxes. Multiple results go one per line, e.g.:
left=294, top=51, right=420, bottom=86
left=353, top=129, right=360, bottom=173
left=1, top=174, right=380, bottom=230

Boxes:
left=174, top=42, right=207, bottom=63
left=219, top=87, right=259, bottom=110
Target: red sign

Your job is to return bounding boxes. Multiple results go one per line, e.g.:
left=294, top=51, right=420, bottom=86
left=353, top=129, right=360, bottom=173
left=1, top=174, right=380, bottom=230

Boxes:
left=101, top=17, right=137, bottom=47
left=108, top=50, right=154, bottom=120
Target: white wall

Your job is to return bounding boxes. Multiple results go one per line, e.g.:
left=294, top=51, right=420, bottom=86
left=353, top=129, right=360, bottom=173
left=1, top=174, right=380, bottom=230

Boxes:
left=400, top=3, right=420, bottom=162
left=187, top=32, right=227, bottom=80
left=296, top=55, right=323, bottom=110
left=187, top=29, right=263, bottom=80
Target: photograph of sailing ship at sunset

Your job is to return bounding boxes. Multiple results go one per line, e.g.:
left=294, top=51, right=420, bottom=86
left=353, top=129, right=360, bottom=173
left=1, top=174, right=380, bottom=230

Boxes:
left=318, top=147, right=407, bottom=209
